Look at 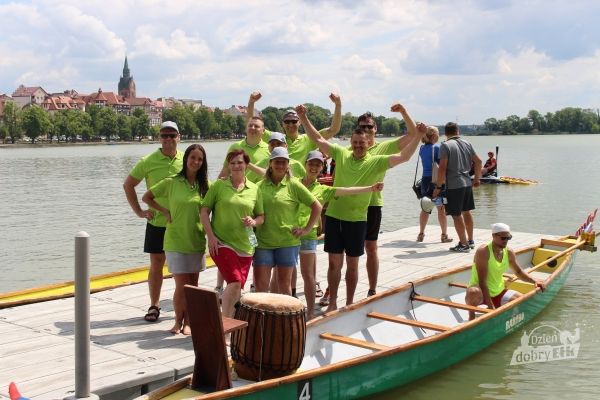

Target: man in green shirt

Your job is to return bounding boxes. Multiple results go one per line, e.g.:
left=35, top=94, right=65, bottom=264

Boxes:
left=245, top=90, right=342, bottom=163
left=297, top=104, right=424, bottom=311
left=356, top=106, right=422, bottom=298
left=123, top=121, right=184, bottom=322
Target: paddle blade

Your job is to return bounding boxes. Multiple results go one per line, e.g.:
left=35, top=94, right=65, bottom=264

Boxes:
left=8, top=382, right=29, bottom=400
left=495, top=146, right=499, bottom=176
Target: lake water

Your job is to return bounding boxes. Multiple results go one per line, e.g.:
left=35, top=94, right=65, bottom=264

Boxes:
left=1, top=135, right=599, bottom=399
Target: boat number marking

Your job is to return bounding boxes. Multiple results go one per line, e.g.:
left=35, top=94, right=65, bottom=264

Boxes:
left=297, top=379, right=312, bottom=400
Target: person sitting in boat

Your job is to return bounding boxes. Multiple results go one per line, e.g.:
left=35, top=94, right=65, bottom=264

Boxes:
left=465, top=223, right=546, bottom=320
left=482, top=151, right=497, bottom=177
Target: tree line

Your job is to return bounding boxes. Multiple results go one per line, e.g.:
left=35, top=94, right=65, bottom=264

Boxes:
left=0, top=100, right=408, bottom=144
left=484, top=107, right=600, bottom=134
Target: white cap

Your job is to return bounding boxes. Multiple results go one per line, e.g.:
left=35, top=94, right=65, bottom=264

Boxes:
left=306, top=150, right=325, bottom=163
left=268, top=131, right=286, bottom=144
left=269, top=147, right=290, bottom=160
left=160, top=121, right=179, bottom=133
left=491, top=223, right=510, bottom=234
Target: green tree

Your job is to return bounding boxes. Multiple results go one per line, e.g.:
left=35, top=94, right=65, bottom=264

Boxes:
left=116, top=113, right=131, bottom=141
left=21, top=105, right=51, bottom=144
left=340, top=112, right=355, bottom=137
left=131, top=108, right=151, bottom=141
left=1, top=101, right=21, bottom=144
left=235, top=115, right=246, bottom=138
left=195, top=107, right=218, bottom=139
left=261, top=106, right=283, bottom=132
left=517, top=117, right=532, bottom=133
left=527, top=110, right=543, bottom=132
left=97, top=106, right=118, bottom=141
left=86, top=104, right=102, bottom=140
left=484, top=118, right=499, bottom=132
left=380, top=118, right=401, bottom=136
left=162, top=104, right=199, bottom=138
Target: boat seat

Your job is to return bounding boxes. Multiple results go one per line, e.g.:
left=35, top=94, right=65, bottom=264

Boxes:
left=412, top=294, right=491, bottom=313
left=367, top=312, right=450, bottom=332
left=320, top=332, right=390, bottom=351
left=531, top=247, right=565, bottom=273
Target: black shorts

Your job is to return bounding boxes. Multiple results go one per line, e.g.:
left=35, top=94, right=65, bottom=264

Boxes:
left=324, top=216, right=367, bottom=257
left=445, top=186, right=475, bottom=216
left=144, top=223, right=166, bottom=254
left=365, top=206, right=382, bottom=241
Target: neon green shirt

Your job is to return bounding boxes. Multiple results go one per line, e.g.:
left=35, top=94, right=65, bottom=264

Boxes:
left=299, top=181, right=337, bottom=240
left=367, top=138, right=400, bottom=206
left=326, top=144, right=390, bottom=222
left=225, top=139, right=270, bottom=183
left=263, top=128, right=327, bottom=163
left=256, top=176, right=317, bottom=248
left=469, top=242, right=509, bottom=297
left=255, top=157, right=306, bottom=180
left=149, top=175, right=207, bottom=254
left=130, top=149, right=184, bottom=227
left=202, top=178, right=264, bottom=255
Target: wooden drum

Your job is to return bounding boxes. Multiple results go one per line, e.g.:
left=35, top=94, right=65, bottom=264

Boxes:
left=231, top=292, right=306, bottom=381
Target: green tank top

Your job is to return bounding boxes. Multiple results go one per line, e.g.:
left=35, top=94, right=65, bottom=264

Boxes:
left=468, top=242, right=508, bottom=297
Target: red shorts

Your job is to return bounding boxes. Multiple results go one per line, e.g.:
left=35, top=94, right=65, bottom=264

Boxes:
left=212, top=246, right=253, bottom=289
left=491, top=289, right=508, bottom=308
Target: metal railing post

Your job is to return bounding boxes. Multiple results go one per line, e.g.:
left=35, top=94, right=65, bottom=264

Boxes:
left=74, top=231, right=92, bottom=399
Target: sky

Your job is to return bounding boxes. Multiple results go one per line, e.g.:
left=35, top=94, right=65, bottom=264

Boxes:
left=1, top=0, right=600, bottom=124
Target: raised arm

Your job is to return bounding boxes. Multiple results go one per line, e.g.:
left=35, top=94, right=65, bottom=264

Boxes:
left=390, top=103, right=419, bottom=151
left=387, top=123, right=426, bottom=168
left=246, top=91, right=262, bottom=124
left=321, top=93, right=342, bottom=139
left=296, top=104, right=332, bottom=155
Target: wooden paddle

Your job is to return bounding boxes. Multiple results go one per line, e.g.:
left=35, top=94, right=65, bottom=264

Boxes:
left=494, top=145, right=499, bottom=177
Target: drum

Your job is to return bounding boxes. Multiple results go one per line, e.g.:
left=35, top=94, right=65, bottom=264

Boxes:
left=231, top=292, right=306, bottom=381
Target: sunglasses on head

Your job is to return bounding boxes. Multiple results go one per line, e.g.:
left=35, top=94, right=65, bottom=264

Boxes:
left=498, top=235, right=512, bottom=241
left=160, top=133, right=177, bottom=139
left=283, top=120, right=298, bottom=124
left=360, top=124, right=375, bottom=130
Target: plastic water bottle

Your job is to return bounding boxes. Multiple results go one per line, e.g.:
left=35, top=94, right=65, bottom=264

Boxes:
left=433, top=197, right=444, bottom=207
left=246, top=226, right=258, bottom=248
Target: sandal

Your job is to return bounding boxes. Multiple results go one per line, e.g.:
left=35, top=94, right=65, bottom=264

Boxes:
left=417, top=232, right=425, bottom=242
left=315, top=282, right=324, bottom=297
left=319, top=288, right=330, bottom=307
left=441, top=233, right=453, bottom=243
left=144, top=305, right=161, bottom=322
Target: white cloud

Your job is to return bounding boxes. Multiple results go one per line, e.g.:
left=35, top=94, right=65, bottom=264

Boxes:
left=341, top=55, right=392, bottom=80
left=132, top=26, right=210, bottom=60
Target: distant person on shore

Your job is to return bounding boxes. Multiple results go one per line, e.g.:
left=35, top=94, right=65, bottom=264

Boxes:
left=142, top=144, right=209, bottom=335
left=201, top=150, right=264, bottom=319
left=433, top=122, right=482, bottom=253
left=297, top=104, right=424, bottom=312
left=123, top=121, right=183, bottom=323
left=417, top=126, right=452, bottom=244
left=298, top=150, right=384, bottom=319
left=465, top=223, right=546, bottom=320
left=482, top=151, right=497, bottom=176
left=246, top=91, right=342, bottom=163
left=355, top=106, right=422, bottom=298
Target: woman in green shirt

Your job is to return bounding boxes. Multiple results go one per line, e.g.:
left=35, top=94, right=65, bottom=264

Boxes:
left=298, top=150, right=384, bottom=319
left=143, top=144, right=209, bottom=335
left=254, top=147, right=322, bottom=296
left=201, top=150, right=264, bottom=318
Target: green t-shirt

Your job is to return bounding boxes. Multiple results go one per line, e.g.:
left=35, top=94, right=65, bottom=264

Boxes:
left=202, top=178, right=264, bottom=255
left=256, top=176, right=317, bottom=249
left=367, top=138, right=400, bottom=206
left=469, top=242, right=509, bottom=297
left=326, top=144, right=390, bottom=222
left=255, top=157, right=306, bottom=180
left=130, top=149, right=184, bottom=227
left=149, top=175, right=207, bottom=254
left=224, top=139, right=270, bottom=183
left=298, top=181, right=337, bottom=240
left=263, top=129, right=327, bottom=164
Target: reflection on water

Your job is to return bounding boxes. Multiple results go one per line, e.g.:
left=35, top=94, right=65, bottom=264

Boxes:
left=2, top=135, right=600, bottom=398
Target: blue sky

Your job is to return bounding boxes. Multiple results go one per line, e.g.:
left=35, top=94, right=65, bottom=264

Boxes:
left=1, top=0, right=599, bottom=123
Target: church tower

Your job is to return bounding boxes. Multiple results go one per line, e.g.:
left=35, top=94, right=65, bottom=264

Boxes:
left=118, top=56, right=136, bottom=98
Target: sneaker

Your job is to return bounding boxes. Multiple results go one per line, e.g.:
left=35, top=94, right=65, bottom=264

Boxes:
left=367, top=289, right=376, bottom=297
left=468, top=240, right=475, bottom=249
left=449, top=243, right=470, bottom=253
left=319, top=288, right=330, bottom=307
left=315, top=282, right=323, bottom=297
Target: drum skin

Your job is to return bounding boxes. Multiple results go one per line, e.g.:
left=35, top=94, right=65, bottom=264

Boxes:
left=231, top=293, right=307, bottom=381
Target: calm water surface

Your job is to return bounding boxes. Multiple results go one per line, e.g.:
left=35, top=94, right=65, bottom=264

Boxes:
left=1, top=135, right=599, bottom=399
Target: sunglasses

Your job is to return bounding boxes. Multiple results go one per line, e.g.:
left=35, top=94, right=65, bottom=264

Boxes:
left=283, top=120, right=298, bottom=124
left=360, top=124, right=375, bottom=130
left=498, top=235, right=512, bottom=241
left=160, top=133, right=177, bottom=139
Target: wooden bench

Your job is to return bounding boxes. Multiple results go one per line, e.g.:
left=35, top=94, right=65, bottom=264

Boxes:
left=185, top=285, right=247, bottom=391
left=320, top=332, right=390, bottom=351
left=367, top=312, right=451, bottom=332
left=412, top=294, right=491, bottom=314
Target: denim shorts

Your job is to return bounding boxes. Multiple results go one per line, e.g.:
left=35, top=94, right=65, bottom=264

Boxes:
left=253, top=246, right=300, bottom=267
left=299, top=239, right=318, bottom=254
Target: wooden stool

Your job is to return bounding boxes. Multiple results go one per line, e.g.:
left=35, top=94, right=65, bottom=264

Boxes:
left=184, top=285, right=247, bottom=391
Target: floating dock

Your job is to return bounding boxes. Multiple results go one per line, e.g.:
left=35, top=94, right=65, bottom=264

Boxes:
left=0, top=226, right=547, bottom=400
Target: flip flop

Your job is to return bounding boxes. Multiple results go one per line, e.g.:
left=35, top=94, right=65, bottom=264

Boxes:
left=144, top=306, right=161, bottom=322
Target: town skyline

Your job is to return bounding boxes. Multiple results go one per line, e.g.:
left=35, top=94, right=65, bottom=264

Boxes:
left=2, top=1, right=600, bottom=124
